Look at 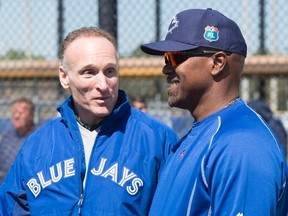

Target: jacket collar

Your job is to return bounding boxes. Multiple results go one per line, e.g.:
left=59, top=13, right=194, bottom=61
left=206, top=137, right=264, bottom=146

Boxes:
left=57, top=89, right=130, bottom=130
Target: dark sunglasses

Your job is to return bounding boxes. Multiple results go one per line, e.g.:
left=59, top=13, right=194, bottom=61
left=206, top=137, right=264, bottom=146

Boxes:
left=164, top=50, right=232, bottom=67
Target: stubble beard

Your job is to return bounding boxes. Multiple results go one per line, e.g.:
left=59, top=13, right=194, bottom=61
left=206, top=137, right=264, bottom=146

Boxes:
left=167, top=94, right=178, bottom=107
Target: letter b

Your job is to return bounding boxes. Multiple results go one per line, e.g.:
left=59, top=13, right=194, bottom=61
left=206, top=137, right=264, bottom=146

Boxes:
left=27, top=178, right=41, bottom=198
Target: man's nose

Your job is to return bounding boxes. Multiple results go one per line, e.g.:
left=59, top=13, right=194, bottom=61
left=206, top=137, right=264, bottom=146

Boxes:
left=162, top=64, right=175, bottom=75
left=95, top=73, right=109, bottom=90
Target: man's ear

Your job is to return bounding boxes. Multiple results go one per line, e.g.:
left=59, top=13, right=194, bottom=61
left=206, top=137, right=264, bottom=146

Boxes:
left=211, top=52, right=227, bottom=76
left=59, top=66, right=70, bottom=89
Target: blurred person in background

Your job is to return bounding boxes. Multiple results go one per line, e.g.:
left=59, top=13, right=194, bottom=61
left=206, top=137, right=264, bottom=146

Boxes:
left=248, top=98, right=287, bottom=157
left=130, top=96, right=148, bottom=112
left=0, top=98, right=36, bottom=184
left=141, top=8, right=288, bottom=215
left=0, top=27, right=178, bottom=215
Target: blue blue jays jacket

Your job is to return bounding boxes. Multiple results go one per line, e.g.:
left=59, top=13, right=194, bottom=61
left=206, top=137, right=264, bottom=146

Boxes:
left=0, top=90, right=178, bottom=215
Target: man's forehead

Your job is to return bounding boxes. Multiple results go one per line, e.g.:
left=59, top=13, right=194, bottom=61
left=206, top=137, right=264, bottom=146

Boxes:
left=68, top=36, right=115, bottom=50
left=65, top=37, right=116, bottom=58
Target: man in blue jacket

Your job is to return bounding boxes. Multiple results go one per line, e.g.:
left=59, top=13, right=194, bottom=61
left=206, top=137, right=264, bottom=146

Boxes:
left=0, top=27, right=178, bottom=215
left=141, top=8, right=288, bottom=215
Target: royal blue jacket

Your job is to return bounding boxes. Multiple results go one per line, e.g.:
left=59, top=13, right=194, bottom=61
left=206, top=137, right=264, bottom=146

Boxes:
left=0, top=90, right=178, bottom=215
left=149, top=99, right=288, bottom=215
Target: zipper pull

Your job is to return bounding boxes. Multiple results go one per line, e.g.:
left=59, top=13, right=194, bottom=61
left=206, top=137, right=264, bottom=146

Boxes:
left=78, top=194, right=84, bottom=214
left=78, top=194, right=84, bottom=206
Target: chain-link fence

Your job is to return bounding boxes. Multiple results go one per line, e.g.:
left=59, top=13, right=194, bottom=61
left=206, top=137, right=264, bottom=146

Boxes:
left=0, top=0, right=288, bottom=135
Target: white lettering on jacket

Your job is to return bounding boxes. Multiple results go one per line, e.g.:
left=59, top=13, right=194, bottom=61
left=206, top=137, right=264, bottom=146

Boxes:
left=91, top=157, right=144, bottom=195
left=27, top=158, right=75, bottom=197
left=26, top=157, right=144, bottom=198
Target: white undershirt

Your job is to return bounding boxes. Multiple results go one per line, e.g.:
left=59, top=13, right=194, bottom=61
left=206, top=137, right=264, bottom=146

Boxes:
left=77, top=122, right=99, bottom=188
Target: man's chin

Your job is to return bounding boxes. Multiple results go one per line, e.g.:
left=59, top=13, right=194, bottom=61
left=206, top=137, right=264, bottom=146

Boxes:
left=168, top=97, right=186, bottom=110
left=93, top=107, right=113, bottom=117
left=167, top=96, right=178, bottom=107
left=94, top=111, right=111, bottom=117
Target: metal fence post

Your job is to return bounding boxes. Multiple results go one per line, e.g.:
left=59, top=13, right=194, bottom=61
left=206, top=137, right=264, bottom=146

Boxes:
left=99, top=0, right=118, bottom=41
left=57, top=0, right=64, bottom=59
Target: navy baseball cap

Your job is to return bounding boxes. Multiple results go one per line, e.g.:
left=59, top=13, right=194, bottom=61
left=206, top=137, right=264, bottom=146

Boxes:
left=141, top=8, right=247, bottom=57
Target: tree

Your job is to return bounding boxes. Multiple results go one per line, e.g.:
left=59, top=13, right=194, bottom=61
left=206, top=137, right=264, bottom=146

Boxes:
left=0, top=50, right=44, bottom=60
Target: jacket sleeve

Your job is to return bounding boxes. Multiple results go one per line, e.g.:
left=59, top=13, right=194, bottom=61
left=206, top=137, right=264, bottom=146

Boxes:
left=0, top=147, right=30, bottom=215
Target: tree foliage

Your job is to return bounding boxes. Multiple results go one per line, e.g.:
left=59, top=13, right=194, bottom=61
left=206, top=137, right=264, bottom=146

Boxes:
left=0, top=50, right=44, bottom=60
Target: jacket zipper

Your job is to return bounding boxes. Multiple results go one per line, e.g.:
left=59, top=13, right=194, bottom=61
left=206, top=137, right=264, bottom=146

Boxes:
left=77, top=123, right=100, bottom=214
left=78, top=193, right=84, bottom=214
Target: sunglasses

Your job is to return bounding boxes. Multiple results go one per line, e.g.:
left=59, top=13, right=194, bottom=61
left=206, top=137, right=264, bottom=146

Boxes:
left=164, top=50, right=232, bottom=67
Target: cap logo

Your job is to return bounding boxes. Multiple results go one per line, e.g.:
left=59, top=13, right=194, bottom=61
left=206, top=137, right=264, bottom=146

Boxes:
left=168, top=16, right=179, bottom=34
left=204, top=26, right=219, bottom=42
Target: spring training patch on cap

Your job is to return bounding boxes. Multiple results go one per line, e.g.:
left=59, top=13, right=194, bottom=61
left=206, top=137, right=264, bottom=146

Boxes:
left=203, top=26, right=219, bottom=42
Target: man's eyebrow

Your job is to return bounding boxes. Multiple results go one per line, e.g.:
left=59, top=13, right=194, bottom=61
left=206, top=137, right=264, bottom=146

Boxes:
left=84, top=62, right=117, bottom=68
left=105, top=62, right=118, bottom=67
left=78, top=64, right=98, bottom=72
left=79, top=63, right=118, bottom=72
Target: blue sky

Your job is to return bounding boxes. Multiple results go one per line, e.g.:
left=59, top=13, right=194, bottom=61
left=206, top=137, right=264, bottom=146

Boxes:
left=0, top=0, right=287, bottom=59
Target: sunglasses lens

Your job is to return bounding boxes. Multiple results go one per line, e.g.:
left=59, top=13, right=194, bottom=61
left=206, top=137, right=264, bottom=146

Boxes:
left=165, top=52, right=188, bottom=67
left=164, top=50, right=221, bottom=67
left=165, top=52, right=176, bottom=66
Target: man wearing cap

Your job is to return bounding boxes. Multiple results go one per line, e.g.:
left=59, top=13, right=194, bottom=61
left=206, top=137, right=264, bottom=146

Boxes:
left=141, top=8, right=288, bottom=215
